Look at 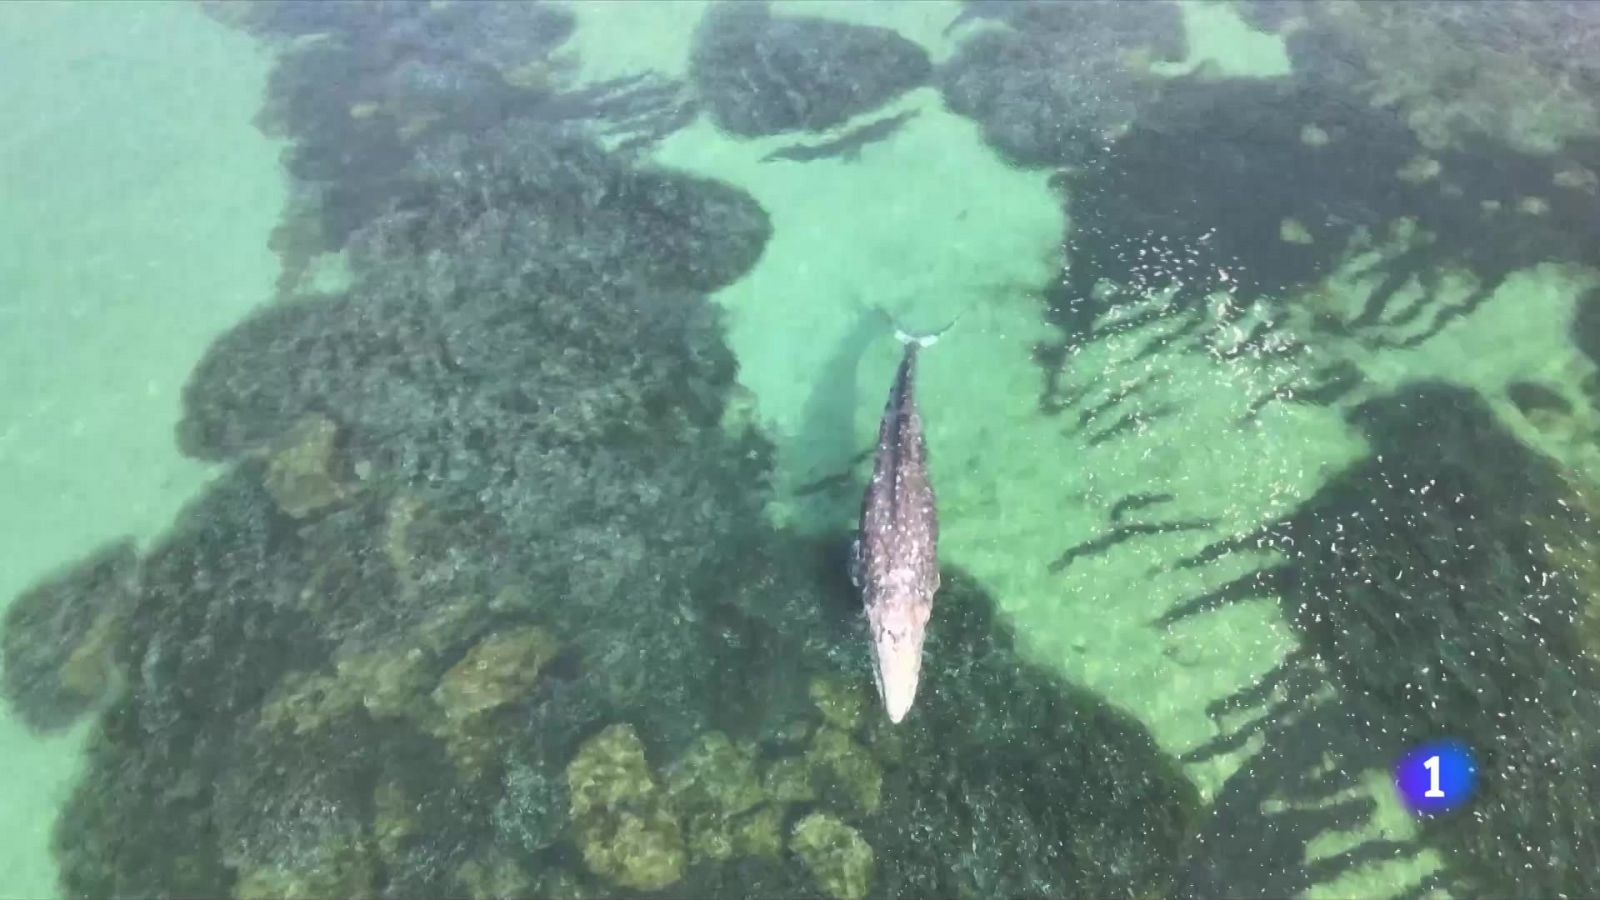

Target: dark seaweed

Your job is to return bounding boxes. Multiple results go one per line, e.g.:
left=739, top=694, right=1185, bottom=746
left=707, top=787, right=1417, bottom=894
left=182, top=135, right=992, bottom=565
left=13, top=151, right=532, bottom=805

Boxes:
left=870, top=571, right=1199, bottom=900
left=217, top=0, right=700, bottom=292
left=691, top=1, right=931, bottom=137
left=53, top=697, right=232, bottom=899
left=1238, top=0, right=1600, bottom=106
left=1034, top=61, right=1600, bottom=432
left=0, top=540, right=136, bottom=734
left=1050, top=519, right=1211, bottom=575
left=1058, top=77, right=1422, bottom=327
left=939, top=0, right=1186, bottom=169
left=180, top=121, right=770, bottom=463
left=1171, top=383, right=1600, bottom=897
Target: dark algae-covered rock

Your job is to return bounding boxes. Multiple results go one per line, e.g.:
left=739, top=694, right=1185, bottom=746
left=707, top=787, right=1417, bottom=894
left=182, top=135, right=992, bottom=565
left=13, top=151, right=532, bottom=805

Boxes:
left=1061, top=77, right=1423, bottom=308
left=175, top=108, right=778, bottom=760
left=691, top=1, right=931, bottom=137
left=121, top=466, right=304, bottom=733
left=210, top=0, right=696, bottom=292
left=180, top=120, right=769, bottom=463
left=1033, top=50, right=1600, bottom=414
left=34, top=476, right=1197, bottom=900
left=1275, top=385, right=1595, bottom=735
left=216, top=721, right=381, bottom=900
left=1237, top=0, right=1600, bottom=154
left=1, top=539, right=137, bottom=733
left=940, top=0, right=1185, bottom=168
left=53, top=697, right=231, bottom=900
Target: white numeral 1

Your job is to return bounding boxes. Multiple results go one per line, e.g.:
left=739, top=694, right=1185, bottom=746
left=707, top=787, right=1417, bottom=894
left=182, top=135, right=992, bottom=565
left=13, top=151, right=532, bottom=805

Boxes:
left=1424, top=755, right=1445, bottom=798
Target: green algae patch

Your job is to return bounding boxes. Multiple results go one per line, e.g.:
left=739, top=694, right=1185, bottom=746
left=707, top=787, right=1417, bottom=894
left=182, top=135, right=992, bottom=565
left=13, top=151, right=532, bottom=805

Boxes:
left=805, top=726, right=883, bottom=816
left=762, top=755, right=816, bottom=804
left=256, top=594, right=509, bottom=740
left=664, top=731, right=778, bottom=863
left=729, top=804, right=785, bottom=860
left=453, top=852, right=535, bottom=900
left=791, top=813, right=874, bottom=900
left=433, top=625, right=561, bottom=722
left=263, top=415, right=350, bottom=518
left=809, top=675, right=868, bottom=733
left=665, top=731, right=766, bottom=818
left=566, top=724, right=686, bottom=891
left=264, top=619, right=563, bottom=782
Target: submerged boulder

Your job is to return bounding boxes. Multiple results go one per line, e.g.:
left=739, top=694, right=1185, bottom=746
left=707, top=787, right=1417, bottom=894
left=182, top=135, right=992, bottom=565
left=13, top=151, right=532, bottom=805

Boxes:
left=940, top=0, right=1185, bottom=168
left=262, top=414, right=350, bottom=518
left=180, top=120, right=769, bottom=465
left=433, top=625, right=561, bottom=724
left=790, top=813, right=873, bottom=900
left=1, top=540, right=137, bottom=733
left=664, top=731, right=778, bottom=863
left=566, top=723, right=686, bottom=891
left=215, top=723, right=380, bottom=900
left=53, top=698, right=231, bottom=899
left=691, top=2, right=931, bottom=137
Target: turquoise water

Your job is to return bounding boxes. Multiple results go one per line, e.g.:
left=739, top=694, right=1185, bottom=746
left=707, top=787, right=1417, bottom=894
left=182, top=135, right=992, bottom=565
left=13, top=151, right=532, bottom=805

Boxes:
left=2, top=2, right=1599, bottom=898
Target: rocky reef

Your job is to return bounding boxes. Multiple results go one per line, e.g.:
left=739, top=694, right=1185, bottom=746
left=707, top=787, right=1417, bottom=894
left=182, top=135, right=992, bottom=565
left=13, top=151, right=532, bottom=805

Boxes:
left=1051, top=72, right=1600, bottom=348
left=1237, top=0, right=1600, bottom=155
left=791, top=814, right=872, bottom=900
left=1023, top=3, right=1600, bottom=441
left=567, top=724, right=686, bottom=891
left=1, top=540, right=137, bottom=733
left=20, top=485, right=1199, bottom=899
left=1, top=5, right=1201, bottom=899
left=204, top=0, right=694, bottom=294
left=935, top=7, right=1600, bottom=896
left=940, top=0, right=1186, bottom=168
left=690, top=1, right=931, bottom=137
left=663, top=731, right=777, bottom=864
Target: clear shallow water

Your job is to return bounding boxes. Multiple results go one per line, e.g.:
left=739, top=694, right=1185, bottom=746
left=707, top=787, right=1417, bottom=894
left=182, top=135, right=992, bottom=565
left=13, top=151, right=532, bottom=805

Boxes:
left=2, top=2, right=1599, bottom=898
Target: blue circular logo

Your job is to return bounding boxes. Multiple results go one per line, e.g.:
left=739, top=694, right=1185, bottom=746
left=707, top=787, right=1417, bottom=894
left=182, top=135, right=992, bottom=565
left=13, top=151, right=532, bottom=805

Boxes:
left=1394, top=740, right=1477, bottom=814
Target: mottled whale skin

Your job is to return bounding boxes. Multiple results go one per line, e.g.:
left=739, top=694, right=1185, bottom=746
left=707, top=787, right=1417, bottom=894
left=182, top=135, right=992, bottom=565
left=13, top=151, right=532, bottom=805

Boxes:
left=852, top=336, right=940, bottom=724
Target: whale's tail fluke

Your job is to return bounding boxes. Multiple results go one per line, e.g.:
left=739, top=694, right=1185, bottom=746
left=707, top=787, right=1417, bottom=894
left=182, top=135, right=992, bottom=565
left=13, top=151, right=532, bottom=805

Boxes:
left=874, top=305, right=965, bottom=349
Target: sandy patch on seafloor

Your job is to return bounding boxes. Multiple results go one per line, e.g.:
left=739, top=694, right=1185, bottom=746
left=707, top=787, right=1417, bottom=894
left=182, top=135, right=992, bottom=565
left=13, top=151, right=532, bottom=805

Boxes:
left=0, top=3, right=283, bottom=896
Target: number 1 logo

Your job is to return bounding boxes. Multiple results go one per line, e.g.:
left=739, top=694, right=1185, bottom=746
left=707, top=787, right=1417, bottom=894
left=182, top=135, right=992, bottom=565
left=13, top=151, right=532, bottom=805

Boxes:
left=1396, top=741, right=1475, bottom=814
left=1423, top=754, right=1444, bottom=798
